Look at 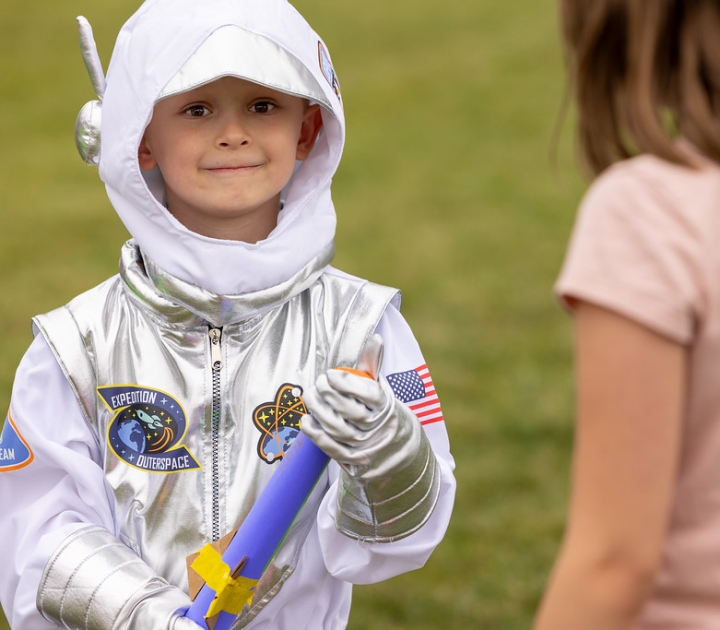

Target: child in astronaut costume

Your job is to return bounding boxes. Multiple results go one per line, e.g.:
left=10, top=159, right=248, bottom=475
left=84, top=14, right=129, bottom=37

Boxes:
left=0, top=0, right=456, bottom=628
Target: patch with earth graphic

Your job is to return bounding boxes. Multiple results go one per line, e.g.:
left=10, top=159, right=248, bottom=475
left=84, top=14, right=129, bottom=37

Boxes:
left=252, top=383, right=306, bottom=464
left=99, top=385, right=200, bottom=473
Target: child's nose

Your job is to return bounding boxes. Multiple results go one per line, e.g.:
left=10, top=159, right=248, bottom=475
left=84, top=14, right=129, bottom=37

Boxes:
left=217, top=112, right=250, bottom=147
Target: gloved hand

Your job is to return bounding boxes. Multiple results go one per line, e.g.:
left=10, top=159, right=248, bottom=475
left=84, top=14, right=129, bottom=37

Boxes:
left=301, top=335, right=423, bottom=479
left=301, top=335, right=440, bottom=542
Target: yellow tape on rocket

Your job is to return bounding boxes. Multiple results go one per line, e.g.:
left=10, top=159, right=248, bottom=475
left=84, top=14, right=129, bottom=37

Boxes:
left=190, top=544, right=259, bottom=618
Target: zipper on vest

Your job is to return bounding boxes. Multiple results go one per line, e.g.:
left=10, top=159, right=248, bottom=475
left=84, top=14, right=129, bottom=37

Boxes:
left=209, top=326, right=223, bottom=541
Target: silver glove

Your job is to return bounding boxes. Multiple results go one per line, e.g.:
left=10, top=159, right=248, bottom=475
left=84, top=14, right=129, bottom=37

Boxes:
left=301, top=335, right=440, bottom=542
left=37, top=525, right=200, bottom=630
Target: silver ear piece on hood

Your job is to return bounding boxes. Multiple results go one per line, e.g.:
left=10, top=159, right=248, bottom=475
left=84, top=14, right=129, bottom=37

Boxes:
left=75, top=16, right=106, bottom=165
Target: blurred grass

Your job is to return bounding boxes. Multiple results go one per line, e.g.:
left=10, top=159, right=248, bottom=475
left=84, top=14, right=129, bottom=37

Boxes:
left=0, top=0, right=584, bottom=628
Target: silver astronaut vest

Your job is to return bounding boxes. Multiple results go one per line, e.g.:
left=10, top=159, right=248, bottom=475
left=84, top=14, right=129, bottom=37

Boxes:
left=32, top=240, right=399, bottom=627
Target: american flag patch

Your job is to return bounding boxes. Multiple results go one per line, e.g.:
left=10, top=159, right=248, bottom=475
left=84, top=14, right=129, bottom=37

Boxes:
left=386, top=364, right=444, bottom=425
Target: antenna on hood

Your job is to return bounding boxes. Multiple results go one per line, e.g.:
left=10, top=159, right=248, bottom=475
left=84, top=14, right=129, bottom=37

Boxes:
left=77, top=16, right=106, bottom=99
left=74, top=16, right=105, bottom=165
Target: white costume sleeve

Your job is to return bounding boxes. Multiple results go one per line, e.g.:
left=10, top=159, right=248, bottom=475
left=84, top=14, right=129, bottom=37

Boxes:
left=0, top=336, right=196, bottom=630
left=0, top=334, right=115, bottom=628
left=315, top=304, right=456, bottom=583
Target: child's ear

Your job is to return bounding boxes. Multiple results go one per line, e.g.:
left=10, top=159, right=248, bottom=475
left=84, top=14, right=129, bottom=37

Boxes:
left=296, top=104, right=324, bottom=161
left=138, top=133, right=158, bottom=171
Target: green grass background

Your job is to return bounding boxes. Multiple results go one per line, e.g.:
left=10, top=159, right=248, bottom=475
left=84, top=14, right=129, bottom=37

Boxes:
left=0, top=0, right=586, bottom=628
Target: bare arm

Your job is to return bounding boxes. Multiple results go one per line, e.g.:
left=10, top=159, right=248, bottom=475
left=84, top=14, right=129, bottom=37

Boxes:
left=533, top=301, right=686, bottom=630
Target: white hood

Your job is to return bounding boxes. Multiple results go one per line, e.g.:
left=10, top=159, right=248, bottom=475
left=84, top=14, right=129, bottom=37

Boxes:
left=98, top=0, right=345, bottom=295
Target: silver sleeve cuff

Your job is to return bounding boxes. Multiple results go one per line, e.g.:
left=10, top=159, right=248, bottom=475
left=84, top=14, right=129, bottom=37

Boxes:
left=37, top=525, right=192, bottom=630
left=335, top=430, right=441, bottom=542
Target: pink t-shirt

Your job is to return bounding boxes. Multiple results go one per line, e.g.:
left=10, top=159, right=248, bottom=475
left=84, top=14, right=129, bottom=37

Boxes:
left=556, top=143, right=720, bottom=628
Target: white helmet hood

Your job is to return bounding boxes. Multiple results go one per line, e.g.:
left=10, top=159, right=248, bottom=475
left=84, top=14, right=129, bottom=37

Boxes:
left=98, top=0, right=345, bottom=295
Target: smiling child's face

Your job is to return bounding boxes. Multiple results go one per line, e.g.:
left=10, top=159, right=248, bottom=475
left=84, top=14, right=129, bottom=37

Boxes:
left=138, top=76, right=323, bottom=242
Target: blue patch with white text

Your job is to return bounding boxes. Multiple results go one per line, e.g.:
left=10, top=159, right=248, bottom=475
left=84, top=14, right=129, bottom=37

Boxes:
left=99, top=385, right=200, bottom=474
left=0, top=412, right=34, bottom=472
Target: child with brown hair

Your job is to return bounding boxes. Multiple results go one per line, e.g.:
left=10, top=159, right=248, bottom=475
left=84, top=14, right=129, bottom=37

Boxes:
left=535, top=1, right=720, bottom=628
left=0, top=0, right=455, bottom=628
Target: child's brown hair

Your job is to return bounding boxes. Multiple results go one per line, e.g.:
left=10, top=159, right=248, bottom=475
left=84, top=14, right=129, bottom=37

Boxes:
left=561, top=0, right=720, bottom=175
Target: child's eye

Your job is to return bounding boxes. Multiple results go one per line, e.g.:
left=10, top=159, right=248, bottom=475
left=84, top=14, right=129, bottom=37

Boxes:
left=184, top=104, right=210, bottom=117
left=250, top=101, right=275, bottom=114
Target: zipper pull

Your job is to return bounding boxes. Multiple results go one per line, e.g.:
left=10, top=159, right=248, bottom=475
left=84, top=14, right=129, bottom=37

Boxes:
left=209, top=327, right=223, bottom=372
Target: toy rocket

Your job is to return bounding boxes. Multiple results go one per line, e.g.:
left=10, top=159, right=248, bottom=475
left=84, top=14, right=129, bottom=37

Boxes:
left=184, top=432, right=330, bottom=629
